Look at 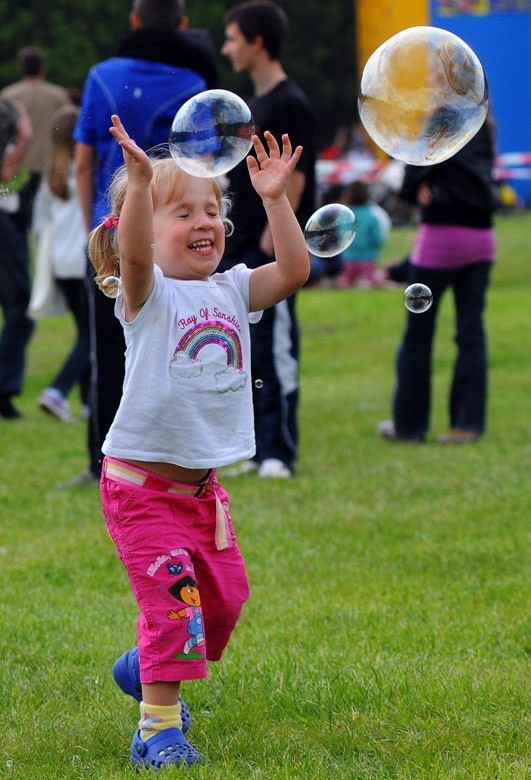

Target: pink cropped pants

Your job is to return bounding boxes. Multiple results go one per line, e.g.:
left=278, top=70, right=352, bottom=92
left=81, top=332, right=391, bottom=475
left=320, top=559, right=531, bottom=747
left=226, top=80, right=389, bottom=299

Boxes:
left=100, top=456, right=249, bottom=683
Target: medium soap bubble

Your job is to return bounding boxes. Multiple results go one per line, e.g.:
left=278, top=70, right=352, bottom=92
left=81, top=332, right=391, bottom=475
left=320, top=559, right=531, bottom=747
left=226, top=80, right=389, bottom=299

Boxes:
left=169, top=89, right=254, bottom=177
left=304, top=204, right=357, bottom=258
left=403, top=283, right=433, bottom=313
left=358, top=26, right=488, bottom=165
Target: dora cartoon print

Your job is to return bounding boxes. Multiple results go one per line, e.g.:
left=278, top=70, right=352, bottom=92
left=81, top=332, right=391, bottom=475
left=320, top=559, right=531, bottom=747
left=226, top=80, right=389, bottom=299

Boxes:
left=168, top=575, right=206, bottom=657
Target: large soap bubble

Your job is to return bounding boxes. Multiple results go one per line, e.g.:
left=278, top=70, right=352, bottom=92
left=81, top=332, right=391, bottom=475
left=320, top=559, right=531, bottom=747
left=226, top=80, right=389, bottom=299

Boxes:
left=169, top=89, right=254, bottom=177
left=358, top=26, right=488, bottom=166
left=304, top=204, right=357, bottom=258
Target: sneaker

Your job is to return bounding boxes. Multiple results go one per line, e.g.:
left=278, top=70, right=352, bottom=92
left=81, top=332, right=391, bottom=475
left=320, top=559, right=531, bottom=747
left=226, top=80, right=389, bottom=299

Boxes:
left=257, top=458, right=292, bottom=479
left=112, top=647, right=191, bottom=735
left=377, top=420, right=425, bottom=443
left=224, top=459, right=259, bottom=477
left=38, top=388, right=74, bottom=422
left=55, top=468, right=99, bottom=490
left=130, top=727, right=204, bottom=769
left=437, top=428, right=481, bottom=444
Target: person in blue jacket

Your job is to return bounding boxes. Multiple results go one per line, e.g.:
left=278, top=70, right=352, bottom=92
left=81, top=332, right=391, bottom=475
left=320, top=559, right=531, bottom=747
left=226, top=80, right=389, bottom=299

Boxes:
left=69, top=0, right=218, bottom=485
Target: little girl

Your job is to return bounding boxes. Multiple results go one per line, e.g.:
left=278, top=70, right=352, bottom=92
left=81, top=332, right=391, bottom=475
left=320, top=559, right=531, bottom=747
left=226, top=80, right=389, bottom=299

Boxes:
left=33, top=104, right=90, bottom=421
left=90, top=114, right=309, bottom=769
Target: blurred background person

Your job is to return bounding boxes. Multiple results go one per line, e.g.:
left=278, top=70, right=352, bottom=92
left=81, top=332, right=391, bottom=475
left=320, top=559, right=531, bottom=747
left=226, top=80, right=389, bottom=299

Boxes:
left=0, top=97, right=33, bottom=418
left=220, top=0, right=316, bottom=479
left=1, top=46, right=69, bottom=239
left=379, top=116, right=498, bottom=444
left=336, top=179, right=391, bottom=289
left=32, top=105, right=90, bottom=423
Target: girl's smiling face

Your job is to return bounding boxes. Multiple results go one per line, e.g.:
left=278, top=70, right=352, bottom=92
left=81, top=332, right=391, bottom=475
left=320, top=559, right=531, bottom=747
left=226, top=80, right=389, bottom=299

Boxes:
left=152, top=176, right=226, bottom=281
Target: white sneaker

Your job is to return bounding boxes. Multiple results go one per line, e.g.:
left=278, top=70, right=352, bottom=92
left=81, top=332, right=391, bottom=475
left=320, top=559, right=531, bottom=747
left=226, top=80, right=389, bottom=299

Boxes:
left=38, top=388, right=74, bottom=423
left=224, top=460, right=259, bottom=477
left=257, top=458, right=292, bottom=479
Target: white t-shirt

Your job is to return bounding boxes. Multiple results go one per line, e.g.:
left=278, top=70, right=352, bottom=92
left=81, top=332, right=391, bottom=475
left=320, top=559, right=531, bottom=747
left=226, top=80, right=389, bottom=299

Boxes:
left=102, top=263, right=261, bottom=469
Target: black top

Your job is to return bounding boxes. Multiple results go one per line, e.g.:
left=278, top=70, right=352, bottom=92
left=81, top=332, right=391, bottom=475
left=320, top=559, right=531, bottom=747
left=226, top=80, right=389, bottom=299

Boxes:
left=114, top=27, right=219, bottom=89
left=399, top=121, right=498, bottom=229
left=224, top=78, right=316, bottom=260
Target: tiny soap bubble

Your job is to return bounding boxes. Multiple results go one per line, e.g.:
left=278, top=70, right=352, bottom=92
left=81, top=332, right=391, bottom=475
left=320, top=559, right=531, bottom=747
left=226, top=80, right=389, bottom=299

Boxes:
left=102, top=276, right=122, bottom=299
left=304, top=204, right=357, bottom=258
left=169, top=89, right=254, bottom=178
left=358, top=26, right=488, bottom=165
left=403, top=283, right=433, bottom=313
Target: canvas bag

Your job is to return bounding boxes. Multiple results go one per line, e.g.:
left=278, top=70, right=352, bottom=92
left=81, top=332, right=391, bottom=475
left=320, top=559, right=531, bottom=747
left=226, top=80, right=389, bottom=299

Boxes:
left=28, top=220, right=68, bottom=319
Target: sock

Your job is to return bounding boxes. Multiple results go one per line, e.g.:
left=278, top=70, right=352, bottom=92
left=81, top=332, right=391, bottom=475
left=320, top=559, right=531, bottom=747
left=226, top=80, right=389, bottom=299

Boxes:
left=139, top=701, right=182, bottom=742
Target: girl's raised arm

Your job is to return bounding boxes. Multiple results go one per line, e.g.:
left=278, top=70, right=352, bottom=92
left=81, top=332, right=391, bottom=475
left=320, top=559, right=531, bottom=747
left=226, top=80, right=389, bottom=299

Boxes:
left=109, top=114, right=155, bottom=317
left=246, top=131, right=310, bottom=311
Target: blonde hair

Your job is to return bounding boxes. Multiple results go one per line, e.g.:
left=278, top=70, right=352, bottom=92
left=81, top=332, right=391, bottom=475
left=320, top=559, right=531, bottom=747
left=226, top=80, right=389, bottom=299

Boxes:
left=48, top=105, right=80, bottom=200
left=89, top=158, right=233, bottom=291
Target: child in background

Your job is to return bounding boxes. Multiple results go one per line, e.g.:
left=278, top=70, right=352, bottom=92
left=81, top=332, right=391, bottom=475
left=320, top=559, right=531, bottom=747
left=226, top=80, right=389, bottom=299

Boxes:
left=33, top=104, right=90, bottom=421
left=90, top=114, right=309, bottom=769
left=336, top=179, right=391, bottom=289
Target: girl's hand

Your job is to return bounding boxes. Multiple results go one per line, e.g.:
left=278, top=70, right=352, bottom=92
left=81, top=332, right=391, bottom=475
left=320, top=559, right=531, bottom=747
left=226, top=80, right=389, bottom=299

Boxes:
left=247, top=130, right=302, bottom=203
left=109, top=114, right=153, bottom=184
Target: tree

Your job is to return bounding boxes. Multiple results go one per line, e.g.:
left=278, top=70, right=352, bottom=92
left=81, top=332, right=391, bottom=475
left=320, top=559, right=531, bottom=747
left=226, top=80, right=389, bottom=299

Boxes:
left=0, top=0, right=357, bottom=150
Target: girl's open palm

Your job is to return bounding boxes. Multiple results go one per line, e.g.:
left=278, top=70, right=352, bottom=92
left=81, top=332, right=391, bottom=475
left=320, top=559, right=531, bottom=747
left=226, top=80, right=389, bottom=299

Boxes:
left=247, top=131, right=302, bottom=201
left=109, top=114, right=153, bottom=184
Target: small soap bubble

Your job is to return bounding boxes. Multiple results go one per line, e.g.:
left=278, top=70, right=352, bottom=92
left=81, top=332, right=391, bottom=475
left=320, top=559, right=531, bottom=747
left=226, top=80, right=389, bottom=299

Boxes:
left=254, top=378, right=264, bottom=389
left=102, top=276, right=122, bottom=299
left=403, top=283, right=433, bottom=313
left=304, top=204, right=357, bottom=258
left=358, top=26, right=488, bottom=165
left=169, top=89, right=254, bottom=177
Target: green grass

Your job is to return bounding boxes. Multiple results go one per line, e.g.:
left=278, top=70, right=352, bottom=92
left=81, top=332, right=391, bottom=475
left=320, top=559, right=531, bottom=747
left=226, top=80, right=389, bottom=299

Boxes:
left=1, top=212, right=530, bottom=779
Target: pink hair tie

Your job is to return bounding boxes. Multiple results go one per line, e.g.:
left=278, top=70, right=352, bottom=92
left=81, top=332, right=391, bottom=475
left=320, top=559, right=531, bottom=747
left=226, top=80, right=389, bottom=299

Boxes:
left=103, top=215, right=119, bottom=229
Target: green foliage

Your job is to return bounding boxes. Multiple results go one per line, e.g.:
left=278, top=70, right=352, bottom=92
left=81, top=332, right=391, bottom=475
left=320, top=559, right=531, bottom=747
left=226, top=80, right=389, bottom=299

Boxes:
left=0, top=0, right=357, bottom=148
left=1, top=212, right=530, bottom=778
left=0, top=0, right=131, bottom=87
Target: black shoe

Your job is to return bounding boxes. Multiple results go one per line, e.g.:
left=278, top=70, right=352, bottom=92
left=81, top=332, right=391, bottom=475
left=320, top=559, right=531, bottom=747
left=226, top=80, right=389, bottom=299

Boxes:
left=0, top=395, right=22, bottom=419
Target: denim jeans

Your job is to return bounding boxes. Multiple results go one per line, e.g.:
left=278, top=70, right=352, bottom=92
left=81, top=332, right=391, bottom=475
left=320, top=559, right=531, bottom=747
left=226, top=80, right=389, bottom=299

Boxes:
left=393, top=262, right=492, bottom=437
left=52, top=278, right=91, bottom=403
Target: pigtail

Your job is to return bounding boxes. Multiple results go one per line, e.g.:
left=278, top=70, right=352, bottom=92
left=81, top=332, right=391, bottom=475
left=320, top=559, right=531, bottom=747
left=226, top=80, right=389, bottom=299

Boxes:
left=88, top=220, right=120, bottom=292
left=88, top=163, right=129, bottom=294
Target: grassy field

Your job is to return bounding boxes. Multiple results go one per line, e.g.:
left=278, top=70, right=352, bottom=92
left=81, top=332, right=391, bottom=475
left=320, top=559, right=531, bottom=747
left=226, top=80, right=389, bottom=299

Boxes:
left=1, top=211, right=530, bottom=779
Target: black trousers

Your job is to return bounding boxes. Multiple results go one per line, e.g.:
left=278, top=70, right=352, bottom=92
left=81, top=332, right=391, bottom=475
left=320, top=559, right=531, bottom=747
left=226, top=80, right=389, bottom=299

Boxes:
left=393, top=262, right=492, bottom=437
left=0, top=210, right=34, bottom=397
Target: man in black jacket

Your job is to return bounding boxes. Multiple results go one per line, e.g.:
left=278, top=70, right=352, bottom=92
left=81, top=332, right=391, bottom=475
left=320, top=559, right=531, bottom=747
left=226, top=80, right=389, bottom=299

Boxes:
left=220, top=0, right=316, bottom=478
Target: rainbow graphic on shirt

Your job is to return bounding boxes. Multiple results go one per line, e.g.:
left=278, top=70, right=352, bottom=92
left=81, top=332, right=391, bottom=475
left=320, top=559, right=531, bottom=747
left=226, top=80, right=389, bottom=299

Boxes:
left=174, top=320, right=243, bottom=370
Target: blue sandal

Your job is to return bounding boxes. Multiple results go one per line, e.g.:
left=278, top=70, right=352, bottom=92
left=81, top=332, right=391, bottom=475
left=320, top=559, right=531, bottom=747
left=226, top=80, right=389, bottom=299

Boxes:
left=130, top=727, right=204, bottom=769
left=113, top=647, right=191, bottom=734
